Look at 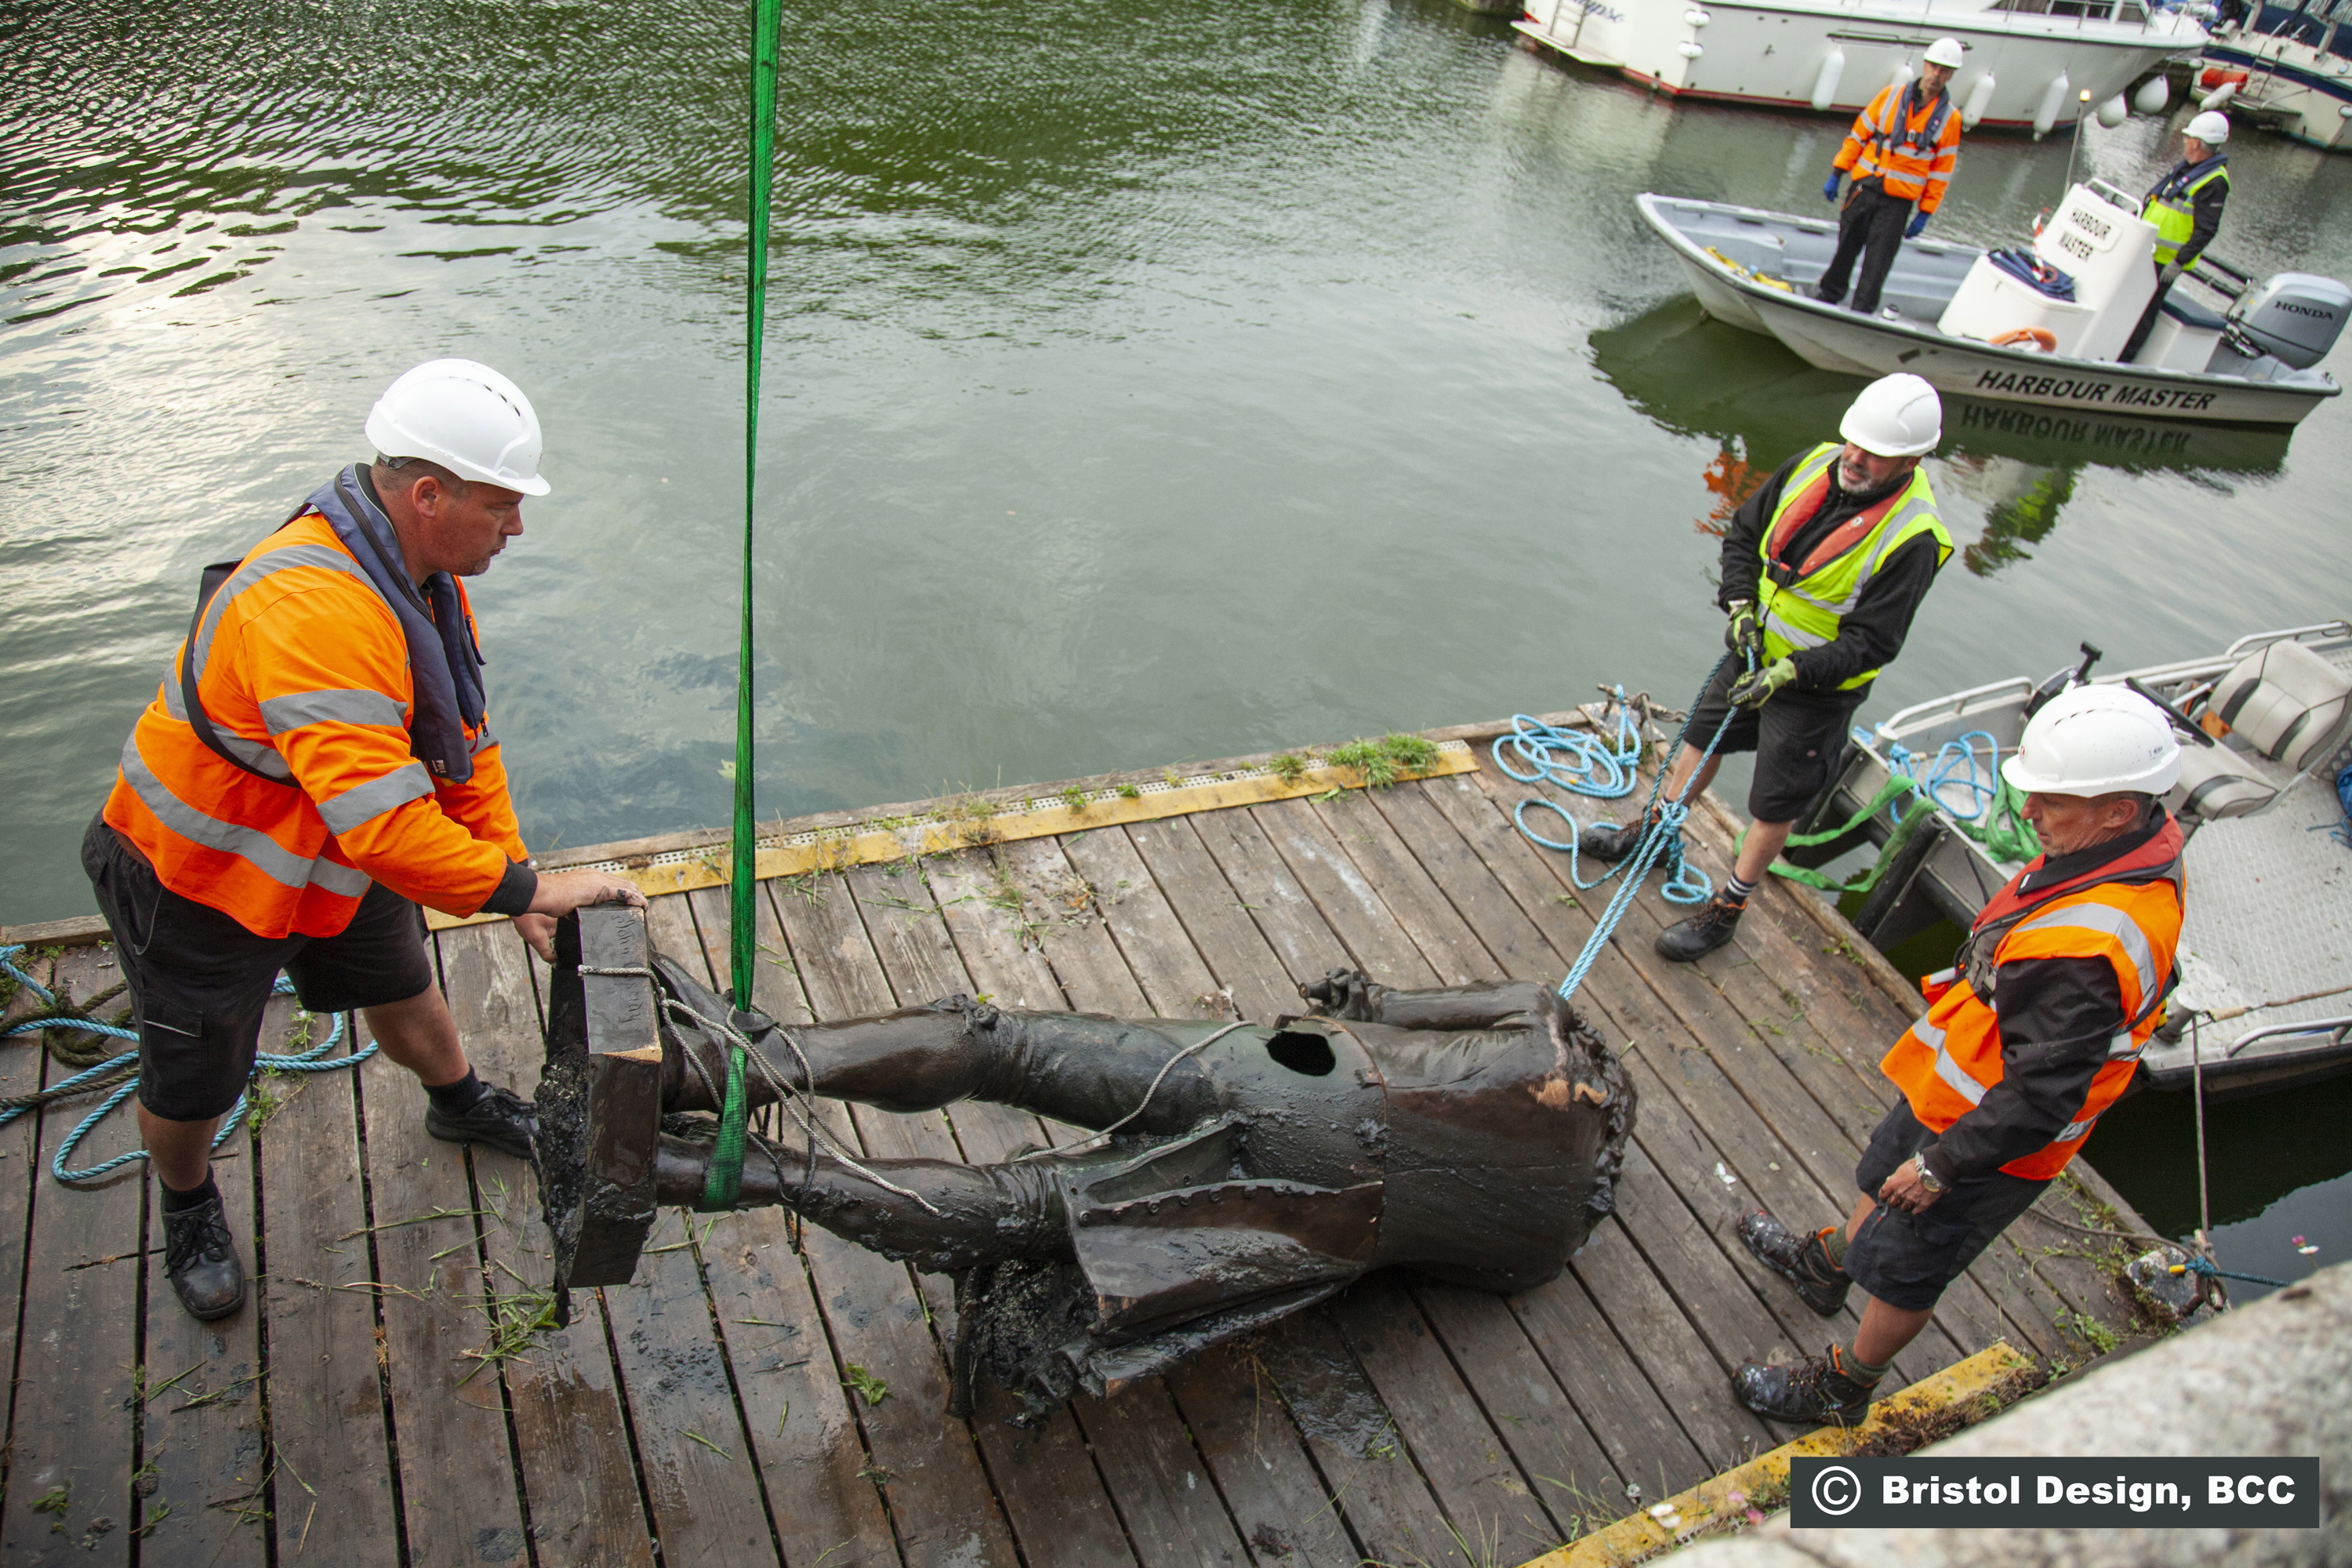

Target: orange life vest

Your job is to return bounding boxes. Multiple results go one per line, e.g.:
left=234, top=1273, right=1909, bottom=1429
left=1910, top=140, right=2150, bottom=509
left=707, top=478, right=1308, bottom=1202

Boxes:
left=103, top=511, right=527, bottom=940
left=1835, top=83, right=1962, bottom=215
left=1880, top=818, right=2184, bottom=1180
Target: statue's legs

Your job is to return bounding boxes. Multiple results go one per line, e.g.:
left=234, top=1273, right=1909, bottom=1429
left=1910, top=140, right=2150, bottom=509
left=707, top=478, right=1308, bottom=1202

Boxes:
left=652, top=1129, right=1074, bottom=1274
left=659, top=972, right=1234, bottom=1136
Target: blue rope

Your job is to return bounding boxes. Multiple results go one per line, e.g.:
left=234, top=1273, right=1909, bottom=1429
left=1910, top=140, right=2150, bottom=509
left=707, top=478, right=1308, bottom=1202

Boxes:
left=1877, top=729, right=2002, bottom=823
left=2176, top=1254, right=2290, bottom=1289
left=1491, top=697, right=1646, bottom=798
left=1510, top=652, right=1751, bottom=1004
left=1, top=944, right=379, bottom=1184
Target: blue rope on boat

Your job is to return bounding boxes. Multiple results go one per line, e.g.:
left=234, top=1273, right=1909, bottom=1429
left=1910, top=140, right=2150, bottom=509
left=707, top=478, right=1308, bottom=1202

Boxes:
left=1509, top=652, right=1751, bottom=1004
left=2, top=943, right=379, bottom=1184
left=1876, top=728, right=2002, bottom=822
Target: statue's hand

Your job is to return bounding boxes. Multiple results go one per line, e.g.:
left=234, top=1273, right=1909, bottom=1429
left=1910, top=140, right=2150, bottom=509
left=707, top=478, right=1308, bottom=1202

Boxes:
left=1299, top=967, right=1377, bottom=1019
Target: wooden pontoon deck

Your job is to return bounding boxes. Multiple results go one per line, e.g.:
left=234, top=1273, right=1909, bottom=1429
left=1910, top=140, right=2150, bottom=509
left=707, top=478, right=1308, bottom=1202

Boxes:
left=0, top=716, right=2154, bottom=1567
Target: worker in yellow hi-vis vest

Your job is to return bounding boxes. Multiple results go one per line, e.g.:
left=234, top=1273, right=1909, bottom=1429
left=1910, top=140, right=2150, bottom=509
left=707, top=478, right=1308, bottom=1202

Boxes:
left=1576, top=375, right=1954, bottom=964
left=2123, top=111, right=2234, bottom=365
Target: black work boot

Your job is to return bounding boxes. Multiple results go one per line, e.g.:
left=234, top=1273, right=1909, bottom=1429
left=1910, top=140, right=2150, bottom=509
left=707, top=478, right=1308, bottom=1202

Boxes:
left=1733, top=1345, right=1880, bottom=1425
left=1737, top=1211, right=1852, bottom=1317
left=162, top=1193, right=247, bottom=1321
left=1577, top=815, right=1657, bottom=864
left=426, top=1082, right=537, bottom=1161
left=1656, top=894, right=1745, bottom=962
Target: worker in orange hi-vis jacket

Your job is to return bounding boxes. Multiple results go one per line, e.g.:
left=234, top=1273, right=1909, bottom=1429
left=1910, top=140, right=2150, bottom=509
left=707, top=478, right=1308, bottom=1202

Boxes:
left=1817, top=37, right=1966, bottom=319
left=85, top=359, right=645, bottom=1323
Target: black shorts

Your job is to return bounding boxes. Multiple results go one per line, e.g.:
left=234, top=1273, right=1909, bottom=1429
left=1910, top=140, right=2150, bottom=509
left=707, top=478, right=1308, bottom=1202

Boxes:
left=1843, top=1100, right=2049, bottom=1312
left=1686, top=659, right=1865, bottom=822
left=81, top=816, right=434, bottom=1122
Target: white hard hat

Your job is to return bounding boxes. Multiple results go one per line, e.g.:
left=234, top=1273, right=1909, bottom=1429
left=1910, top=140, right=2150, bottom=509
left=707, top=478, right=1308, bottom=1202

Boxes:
left=365, top=358, right=550, bottom=497
left=1839, top=372, right=1943, bottom=459
left=2002, top=685, right=2182, bottom=798
left=1924, top=37, right=1966, bottom=67
left=2185, top=109, right=2231, bottom=146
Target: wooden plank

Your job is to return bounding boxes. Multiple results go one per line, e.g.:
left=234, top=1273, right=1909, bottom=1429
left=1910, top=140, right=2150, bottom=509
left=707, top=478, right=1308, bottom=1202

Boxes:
left=768, top=877, right=1024, bottom=1568
left=351, top=998, right=531, bottom=1566
left=611, top=895, right=786, bottom=1568
left=3, top=943, right=145, bottom=1567
left=1054, top=829, right=1226, bottom=1021
left=138, top=991, right=267, bottom=1568
left=994, top=838, right=1155, bottom=1015
left=1246, top=799, right=1438, bottom=986
left=1161, top=1347, right=1358, bottom=1568
left=437, top=920, right=659, bottom=1568
left=254, top=1005, right=403, bottom=1567
left=1119, top=817, right=1301, bottom=1025
left=1186, top=807, right=1373, bottom=990
left=1328, top=1279, right=1566, bottom=1563
left=676, top=885, right=906, bottom=1568
left=1308, top=789, right=1496, bottom=985
left=1563, top=1219, right=1772, bottom=1475
left=0, top=946, right=59, bottom=1512
left=763, top=869, right=1127, bottom=1568
left=1504, top=1268, right=1711, bottom=1507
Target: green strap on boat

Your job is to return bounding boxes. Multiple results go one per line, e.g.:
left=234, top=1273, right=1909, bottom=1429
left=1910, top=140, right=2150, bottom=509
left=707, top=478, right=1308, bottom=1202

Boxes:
left=729, top=0, right=785, bottom=1007
left=702, top=1044, right=750, bottom=1210
left=1740, top=771, right=2042, bottom=897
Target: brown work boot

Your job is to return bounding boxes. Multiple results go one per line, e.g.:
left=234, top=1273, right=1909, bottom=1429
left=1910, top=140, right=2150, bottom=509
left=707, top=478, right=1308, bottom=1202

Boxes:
left=1732, top=1345, right=1879, bottom=1425
left=1656, top=893, right=1744, bottom=962
left=1737, top=1211, right=1851, bottom=1317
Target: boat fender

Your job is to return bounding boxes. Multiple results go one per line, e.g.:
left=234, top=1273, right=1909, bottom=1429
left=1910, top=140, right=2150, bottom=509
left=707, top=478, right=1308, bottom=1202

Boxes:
left=1678, top=40, right=1705, bottom=58
left=2034, top=70, right=2071, bottom=139
left=1991, top=328, right=2059, bottom=353
left=1887, top=60, right=1915, bottom=96
left=2197, top=67, right=2249, bottom=91
left=2097, top=93, right=2129, bottom=129
left=1682, top=8, right=1711, bottom=24
left=1812, top=45, right=1845, bottom=111
left=2201, top=80, right=2238, bottom=112
left=1962, top=71, right=1998, bottom=129
left=2134, top=74, right=2170, bottom=115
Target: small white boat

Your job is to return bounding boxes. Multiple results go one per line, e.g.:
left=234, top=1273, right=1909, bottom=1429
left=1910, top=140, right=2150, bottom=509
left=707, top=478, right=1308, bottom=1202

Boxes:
left=1515, top=0, right=2202, bottom=134
left=2194, top=20, right=2352, bottom=151
left=1793, top=622, right=2352, bottom=1098
left=1638, top=185, right=2347, bottom=426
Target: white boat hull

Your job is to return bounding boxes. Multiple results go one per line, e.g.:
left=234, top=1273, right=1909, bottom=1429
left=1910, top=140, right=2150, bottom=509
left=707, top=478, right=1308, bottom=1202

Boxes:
left=1638, top=192, right=2340, bottom=426
left=1517, top=0, right=2203, bottom=132
left=2201, top=31, right=2352, bottom=151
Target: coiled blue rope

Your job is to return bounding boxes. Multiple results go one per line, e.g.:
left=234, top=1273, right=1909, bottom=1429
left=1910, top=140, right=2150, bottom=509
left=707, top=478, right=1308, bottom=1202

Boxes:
left=1491, top=695, right=1646, bottom=799
left=1878, top=728, right=2002, bottom=822
left=1511, top=652, right=1751, bottom=1003
left=2, top=943, right=379, bottom=1184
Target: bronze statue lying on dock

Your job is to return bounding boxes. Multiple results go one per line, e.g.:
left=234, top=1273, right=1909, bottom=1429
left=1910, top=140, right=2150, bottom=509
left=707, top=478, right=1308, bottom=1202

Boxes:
left=538, top=907, right=1635, bottom=1419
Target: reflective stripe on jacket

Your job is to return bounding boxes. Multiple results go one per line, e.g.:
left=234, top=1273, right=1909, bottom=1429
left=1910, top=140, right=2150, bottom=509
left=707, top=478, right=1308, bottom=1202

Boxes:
left=1755, top=443, right=1954, bottom=691
left=103, top=510, right=527, bottom=939
left=1835, top=83, right=1962, bottom=213
left=2143, top=157, right=2230, bottom=269
left=1882, top=824, right=2185, bottom=1181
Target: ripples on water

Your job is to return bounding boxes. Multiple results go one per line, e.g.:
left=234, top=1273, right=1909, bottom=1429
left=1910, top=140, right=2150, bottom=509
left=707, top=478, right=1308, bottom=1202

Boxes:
left=5, top=0, right=2349, bottom=919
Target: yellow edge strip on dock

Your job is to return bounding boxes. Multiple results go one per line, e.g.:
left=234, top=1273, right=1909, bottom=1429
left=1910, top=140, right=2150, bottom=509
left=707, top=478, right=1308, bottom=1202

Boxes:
left=426, top=742, right=1481, bottom=931
left=1516, top=1340, right=2036, bottom=1568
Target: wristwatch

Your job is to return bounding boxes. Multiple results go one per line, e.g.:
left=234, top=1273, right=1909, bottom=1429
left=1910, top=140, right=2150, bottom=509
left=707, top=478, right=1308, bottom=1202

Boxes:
left=1911, top=1153, right=1947, bottom=1194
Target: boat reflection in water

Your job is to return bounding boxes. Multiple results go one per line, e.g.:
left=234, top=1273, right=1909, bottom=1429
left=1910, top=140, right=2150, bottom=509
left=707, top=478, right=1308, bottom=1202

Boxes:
left=1590, top=296, right=2293, bottom=573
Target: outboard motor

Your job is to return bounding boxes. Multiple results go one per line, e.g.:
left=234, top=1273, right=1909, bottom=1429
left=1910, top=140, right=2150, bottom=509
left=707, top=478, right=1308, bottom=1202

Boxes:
left=2224, top=273, right=2352, bottom=369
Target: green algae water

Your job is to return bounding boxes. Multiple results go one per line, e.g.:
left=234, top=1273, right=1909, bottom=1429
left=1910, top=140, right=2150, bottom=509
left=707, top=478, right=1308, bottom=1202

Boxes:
left=5, top=0, right=2347, bottom=1277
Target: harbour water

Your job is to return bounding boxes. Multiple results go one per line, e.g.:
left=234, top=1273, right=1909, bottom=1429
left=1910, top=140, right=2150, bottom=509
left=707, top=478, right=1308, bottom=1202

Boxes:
left=4, top=0, right=2346, bottom=1283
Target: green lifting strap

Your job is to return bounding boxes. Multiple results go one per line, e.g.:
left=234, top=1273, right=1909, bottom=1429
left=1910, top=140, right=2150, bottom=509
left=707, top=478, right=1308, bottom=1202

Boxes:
left=1751, top=775, right=1938, bottom=895
left=731, top=0, right=785, bottom=1007
left=702, top=1044, right=750, bottom=1210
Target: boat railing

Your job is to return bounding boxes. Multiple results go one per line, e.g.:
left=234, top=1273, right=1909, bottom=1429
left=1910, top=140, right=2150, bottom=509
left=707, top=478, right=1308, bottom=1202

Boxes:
left=2224, top=619, right=2352, bottom=659
left=1872, top=675, right=2034, bottom=744
left=2225, top=1015, right=2352, bottom=1058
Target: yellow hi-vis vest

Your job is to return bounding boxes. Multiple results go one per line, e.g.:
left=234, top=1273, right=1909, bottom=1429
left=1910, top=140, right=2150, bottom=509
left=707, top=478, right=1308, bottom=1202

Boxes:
left=1755, top=443, right=1953, bottom=691
left=2143, top=159, right=2229, bottom=270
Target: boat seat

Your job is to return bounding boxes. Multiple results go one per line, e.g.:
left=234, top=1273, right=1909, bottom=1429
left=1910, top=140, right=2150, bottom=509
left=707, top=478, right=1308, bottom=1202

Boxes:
left=2169, top=744, right=2277, bottom=819
left=2208, top=639, right=2352, bottom=770
left=2160, top=293, right=2228, bottom=332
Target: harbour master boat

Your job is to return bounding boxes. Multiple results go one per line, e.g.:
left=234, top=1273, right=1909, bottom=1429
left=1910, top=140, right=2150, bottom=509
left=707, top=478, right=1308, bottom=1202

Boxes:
left=1638, top=182, right=2348, bottom=426
left=1517, top=0, right=2201, bottom=134
left=1789, top=622, right=2352, bottom=1098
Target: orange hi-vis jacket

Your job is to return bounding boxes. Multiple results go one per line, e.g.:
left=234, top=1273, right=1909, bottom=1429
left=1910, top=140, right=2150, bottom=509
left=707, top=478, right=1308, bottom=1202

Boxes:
left=104, top=510, right=528, bottom=939
left=1880, top=818, right=2184, bottom=1181
left=1835, top=82, right=1962, bottom=215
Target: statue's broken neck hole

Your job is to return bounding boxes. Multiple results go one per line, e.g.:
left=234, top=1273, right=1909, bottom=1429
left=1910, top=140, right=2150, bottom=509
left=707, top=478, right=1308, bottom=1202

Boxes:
left=1265, top=1030, right=1337, bottom=1076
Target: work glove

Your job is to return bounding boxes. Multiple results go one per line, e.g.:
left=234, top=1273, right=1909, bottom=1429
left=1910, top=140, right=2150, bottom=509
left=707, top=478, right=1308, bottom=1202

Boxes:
left=1822, top=172, right=1843, bottom=202
left=2158, top=260, right=2185, bottom=289
left=1723, top=600, right=1762, bottom=657
left=1727, top=655, right=1798, bottom=710
left=1904, top=210, right=1929, bottom=240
